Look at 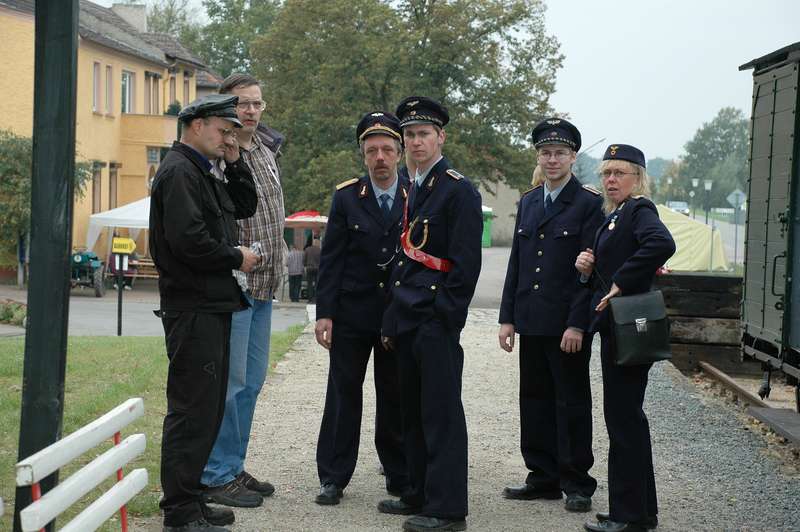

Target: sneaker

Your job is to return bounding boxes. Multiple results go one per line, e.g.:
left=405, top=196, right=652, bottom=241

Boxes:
left=237, top=470, right=275, bottom=497
left=162, top=518, right=230, bottom=531
left=205, top=478, right=263, bottom=508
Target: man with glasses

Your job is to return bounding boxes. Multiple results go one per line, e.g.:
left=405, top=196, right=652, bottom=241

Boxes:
left=202, top=73, right=287, bottom=510
left=313, top=111, right=409, bottom=505
left=498, top=118, right=604, bottom=514
left=150, top=94, right=260, bottom=532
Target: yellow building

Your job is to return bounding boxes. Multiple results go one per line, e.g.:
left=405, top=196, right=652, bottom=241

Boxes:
left=0, top=0, right=208, bottom=257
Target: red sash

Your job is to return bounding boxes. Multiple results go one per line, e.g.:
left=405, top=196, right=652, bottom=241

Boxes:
left=400, top=188, right=452, bottom=272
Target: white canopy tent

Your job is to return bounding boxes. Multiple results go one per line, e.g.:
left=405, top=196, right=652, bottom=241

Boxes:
left=85, top=197, right=150, bottom=252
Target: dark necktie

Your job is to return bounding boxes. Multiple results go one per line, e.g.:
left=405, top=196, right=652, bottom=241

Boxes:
left=379, top=193, right=392, bottom=223
left=544, top=193, right=553, bottom=214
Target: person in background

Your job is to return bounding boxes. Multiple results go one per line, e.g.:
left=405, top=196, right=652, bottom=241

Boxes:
left=304, top=236, right=321, bottom=302
left=287, top=243, right=305, bottom=302
left=576, top=144, right=675, bottom=532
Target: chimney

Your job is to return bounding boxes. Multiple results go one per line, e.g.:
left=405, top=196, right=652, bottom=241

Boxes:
left=111, top=3, right=147, bottom=33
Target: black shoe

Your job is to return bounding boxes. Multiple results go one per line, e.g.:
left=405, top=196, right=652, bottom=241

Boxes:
left=377, top=498, right=422, bottom=515
left=200, top=503, right=235, bottom=526
left=402, top=515, right=467, bottom=531
left=596, top=512, right=658, bottom=530
left=565, top=493, right=592, bottom=512
left=315, top=483, right=343, bottom=505
left=162, top=518, right=230, bottom=531
left=205, top=478, right=263, bottom=508
left=237, top=470, right=275, bottom=497
left=584, top=519, right=647, bottom=532
left=502, top=483, right=562, bottom=500
left=387, top=485, right=410, bottom=497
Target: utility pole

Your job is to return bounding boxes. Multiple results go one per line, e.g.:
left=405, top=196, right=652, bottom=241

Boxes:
left=14, top=2, right=78, bottom=530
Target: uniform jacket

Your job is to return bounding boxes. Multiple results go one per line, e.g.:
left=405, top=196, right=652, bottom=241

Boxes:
left=499, top=176, right=604, bottom=335
left=589, top=196, right=676, bottom=332
left=149, top=141, right=257, bottom=313
left=382, top=158, right=483, bottom=336
left=316, top=174, right=409, bottom=333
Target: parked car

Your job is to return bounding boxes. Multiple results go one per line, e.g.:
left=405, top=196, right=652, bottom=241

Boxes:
left=667, top=200, right=691, bottom=216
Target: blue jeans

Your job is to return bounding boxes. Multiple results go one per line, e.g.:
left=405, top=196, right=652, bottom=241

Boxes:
left=202, top=293, right=272, bottom=487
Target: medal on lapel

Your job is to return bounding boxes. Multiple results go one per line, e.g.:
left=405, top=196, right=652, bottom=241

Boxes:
left=608, top=213, right=618, bottom=231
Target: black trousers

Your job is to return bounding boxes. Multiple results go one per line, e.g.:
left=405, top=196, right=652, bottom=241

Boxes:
left=599, top=331, right=658, bottom=523
left=159, top=311, right=231, bottom=526
left=518, top=334, right=596, bottom=496
left=288, top=274, right=302, bottom=301
left=396, top=319, right=468, bottom=520
left=316, top=323, right=408, bottom=491
left=306, top=269, right=318, bottom=301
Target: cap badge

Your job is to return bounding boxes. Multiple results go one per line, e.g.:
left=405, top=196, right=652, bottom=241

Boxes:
left=407, top=100, right=419, bottom=107
left=546, top=119, right=561, bottom=125
left=610, top=145, right=619, bottom=156
left=371, top=112, right=383, bottom=117
left=549, top=131, right=558, bottom=137
left=409, top=110, right=417, bottom=116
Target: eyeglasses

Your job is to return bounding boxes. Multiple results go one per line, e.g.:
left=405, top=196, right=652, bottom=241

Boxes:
left=600, top=169, right=637, bottom=179
left=217, top=127, right=236, bottom=138
left=537, top=150, right=572, bottom=161
left=235, top=100, right=266, bottom=111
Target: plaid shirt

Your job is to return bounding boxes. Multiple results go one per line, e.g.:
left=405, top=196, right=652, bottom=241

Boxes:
left=237, top=132, right=287, bottom=300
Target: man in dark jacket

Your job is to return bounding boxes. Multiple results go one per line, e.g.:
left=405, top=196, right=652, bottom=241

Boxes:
left=498, top=118, right=604, bottom=513
left=149, top=94, right=260, bottom=532
left=313, top=111, right=409, bottom=506
left=377, top=96, right=483, bottom=532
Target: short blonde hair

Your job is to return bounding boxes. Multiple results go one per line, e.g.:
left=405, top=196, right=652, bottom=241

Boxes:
left=531, top=165, right=545, bottom=187
left=598, top=159, right=651, bottom=213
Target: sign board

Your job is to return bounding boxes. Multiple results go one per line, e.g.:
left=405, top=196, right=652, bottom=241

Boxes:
left=727, top=188, right=746, bottom=208
left=111, top=237, right=136, bottom=255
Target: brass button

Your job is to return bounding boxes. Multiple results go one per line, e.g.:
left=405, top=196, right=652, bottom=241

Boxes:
left=423, top=218, right=429, bottom=223
left=430, top=285, right=437, bottom=290
left=398, top=261, right=403, bottom=266
left=535, top=267, right=540, bottom=273
left=537, top=250, right=543, bottom=256
left=518, top=229, right=523, bottom=233
left=563, top=230, right=568, bottom=236
left=539, top=233, right=545, bottom=239
left=533, top=284, right=539, bottom=290
left=382, top=247, right=388, bottom=253
left=354, top=224, right=359, bottom=230
left=379, top=282, right=384, bottom=288
left=395, top=281, right=400, bottom=286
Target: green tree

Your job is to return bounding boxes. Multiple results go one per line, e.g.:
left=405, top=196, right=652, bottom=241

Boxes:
left=679, top=107, right=749, bottom=209
left=251, top=0, right=562, bottom=212
left=145, top=0, right=202, bottom=49
left=0, top=130, right=91, bottom=268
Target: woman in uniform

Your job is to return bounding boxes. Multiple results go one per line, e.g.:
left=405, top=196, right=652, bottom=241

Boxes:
left=575, top=144, right=675, bottom=532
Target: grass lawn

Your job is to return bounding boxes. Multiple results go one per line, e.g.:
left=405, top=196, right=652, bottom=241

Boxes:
left=0, top=323, right=304, bottom=530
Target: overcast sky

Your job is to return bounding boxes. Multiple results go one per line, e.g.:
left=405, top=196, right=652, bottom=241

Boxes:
left=96, top=0, right=798, bottom=160
left=545, top=0, right=800, bottom=160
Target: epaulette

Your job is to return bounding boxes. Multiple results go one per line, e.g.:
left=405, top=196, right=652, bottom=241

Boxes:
left=446, top=169, right=464, bottom=180
left=336, top=177, right=359, bottom=190
left=582, top=184, right=601, bottom=195
left=521, top=184, right=542, bottom=197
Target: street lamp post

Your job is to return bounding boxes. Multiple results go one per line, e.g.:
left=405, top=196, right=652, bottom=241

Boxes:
left=704, top=179, right=713, bottom=224
left=691, top=178, right=699, bottom=218
left=666, top=176, right=673, bottom=204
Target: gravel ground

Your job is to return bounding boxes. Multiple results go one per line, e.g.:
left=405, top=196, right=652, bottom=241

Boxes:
left=138, top=308, right=800, bottom=531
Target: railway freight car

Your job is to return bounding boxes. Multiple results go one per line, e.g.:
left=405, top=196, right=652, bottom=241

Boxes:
left=739, top=42, right=800, bottom=409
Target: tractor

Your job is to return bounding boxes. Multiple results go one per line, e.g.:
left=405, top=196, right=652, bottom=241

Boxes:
left=70, top=249, right=106, bottom=297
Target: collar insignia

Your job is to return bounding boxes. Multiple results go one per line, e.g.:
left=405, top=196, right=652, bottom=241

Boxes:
left=359, top=183, right=368, bottom=198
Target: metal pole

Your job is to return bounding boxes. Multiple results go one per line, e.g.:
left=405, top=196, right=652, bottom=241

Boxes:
left=14, top=2, right=78, bottom=531
left=117, top=266, right=123, bottom=337
left=734, top=197, right=740, bottom=265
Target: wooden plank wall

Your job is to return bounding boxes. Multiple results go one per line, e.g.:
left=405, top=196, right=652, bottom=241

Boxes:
left=654, top=272, right=761, bottom=375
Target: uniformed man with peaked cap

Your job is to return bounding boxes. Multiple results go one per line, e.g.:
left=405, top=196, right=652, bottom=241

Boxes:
left=313, top=111, right=410, bottom=506
left=498, top=117, right=604, bottom=514
left=150, top=94, right=260, bottom=531
left=376, top=96, right=482, bottom=532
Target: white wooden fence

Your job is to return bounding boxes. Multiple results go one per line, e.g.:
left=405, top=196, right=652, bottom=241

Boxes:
left=15, top=398, right=148, bottom=532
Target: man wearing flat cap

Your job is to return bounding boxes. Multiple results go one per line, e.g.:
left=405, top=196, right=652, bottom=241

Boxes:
left=498, top=117, right=604, bottom=514
left=149, top=93, right=260, bottom=532
left=377, top=96, right=482, bottom=531
left=313, top=111, right=410, bottom=506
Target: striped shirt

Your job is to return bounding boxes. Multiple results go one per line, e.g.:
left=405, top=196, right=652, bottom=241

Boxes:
left=237, top=131, right=287, bottom=300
